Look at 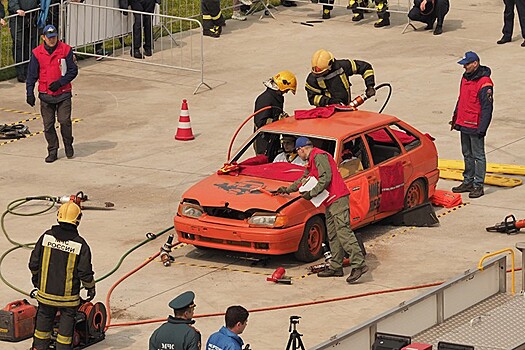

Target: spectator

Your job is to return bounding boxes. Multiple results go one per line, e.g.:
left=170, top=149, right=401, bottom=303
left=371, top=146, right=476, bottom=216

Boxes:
left=149, top=291, right=201, bottom=350
left=206, top=305, right=249, bottom=350
left=8, top=0, right=39, bottom=82
left=408, top=0, right=450, bottom=35
left=232, top=0, right=252, bottom=21
left=26, top=24, right=79, bottom=163
left=128, top=0, right=156, bottom=58
left=348, top=0, right=390, bottom=27
left=450, top=51, right=494, bottom=199
left=202, top=0, right=225, bottom=38
left=497, top=0, right=525, bottom=46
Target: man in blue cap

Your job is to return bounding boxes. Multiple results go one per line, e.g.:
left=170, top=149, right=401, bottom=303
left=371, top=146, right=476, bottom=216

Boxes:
left=450, top=51, right=494, bottom=199
left=26, top=24, right=78, bottom=163
left=276, top=137, right=368, bottom=284
left=149, top=291, right=201, bottom=350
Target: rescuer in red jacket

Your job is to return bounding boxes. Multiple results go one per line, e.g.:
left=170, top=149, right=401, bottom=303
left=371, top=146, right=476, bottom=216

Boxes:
left=276, top=137, right=368, bottom=283
left=450, top=51, right=494, bottom=199
left=26, top=24, right=78, bottom=163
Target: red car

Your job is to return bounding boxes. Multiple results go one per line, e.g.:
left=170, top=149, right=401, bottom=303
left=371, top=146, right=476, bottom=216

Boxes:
left=174, top=110, right=439, bottom=262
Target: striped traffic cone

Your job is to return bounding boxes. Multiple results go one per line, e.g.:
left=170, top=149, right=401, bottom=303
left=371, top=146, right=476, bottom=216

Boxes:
left=175, top=99, right=195, bottom=141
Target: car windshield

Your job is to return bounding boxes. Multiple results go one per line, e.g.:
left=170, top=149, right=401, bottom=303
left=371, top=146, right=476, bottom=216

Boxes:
left=232, top=131, right=337, bottom=164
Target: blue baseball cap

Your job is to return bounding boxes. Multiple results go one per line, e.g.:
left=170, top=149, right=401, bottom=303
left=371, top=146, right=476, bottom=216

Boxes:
left=43, top=25, right=58, bottom=38
left=457, top=51, right=479, bottom=65
left=295, top=137, right=313, bottom=150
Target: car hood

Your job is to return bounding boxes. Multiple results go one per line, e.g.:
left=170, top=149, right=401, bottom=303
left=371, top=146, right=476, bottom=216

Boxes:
left=181, top=173, right=299, bottom=212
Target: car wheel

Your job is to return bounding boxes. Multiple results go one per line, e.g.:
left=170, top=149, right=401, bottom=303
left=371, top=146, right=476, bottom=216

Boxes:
left=404, top=179, right=427, bottom=209
left=294, top=216, right=325, bottom=262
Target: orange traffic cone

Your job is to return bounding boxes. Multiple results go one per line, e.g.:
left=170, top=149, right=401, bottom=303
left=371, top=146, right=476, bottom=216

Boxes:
left=175, top=99, right=195, bottom=141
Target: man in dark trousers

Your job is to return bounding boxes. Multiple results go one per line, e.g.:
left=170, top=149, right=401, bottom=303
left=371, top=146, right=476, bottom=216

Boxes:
left=201, top=0, right=225, bottom=38
left=253, top=70, right=296, bottom=155
left=26, top=24, right=78, bottom=163
left=497, top=0, right=525, bottom=46
left=276, top=137, right=368, bottom=283
left=450, top=52, right=494, bottom=199
left=7, top=0, right=39, bottom=82
left=408, top=0, right=450, bottom=35
left=306, top=49, right=376, bottom=107
left=149, top=291, right=201, bottom=350
left=29, top=202, right=95, bottom=350
left=129, top=0, right=156, bottom=58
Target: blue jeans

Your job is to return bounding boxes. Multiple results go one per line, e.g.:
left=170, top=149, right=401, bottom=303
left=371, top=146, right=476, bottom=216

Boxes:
left=460, top=132, right=486, bottom=187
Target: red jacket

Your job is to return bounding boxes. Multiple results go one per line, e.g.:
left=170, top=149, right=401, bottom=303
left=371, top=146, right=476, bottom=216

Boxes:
left=307, top=148, right=350, bottom=206
left=455, top=73, right=493, bottom=130
left=33, top=41, right=73, bottom=96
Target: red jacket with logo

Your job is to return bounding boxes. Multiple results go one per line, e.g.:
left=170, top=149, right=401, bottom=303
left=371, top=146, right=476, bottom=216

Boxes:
left=307, top=148, right=350, bottom=206
left=32, top=41, right=73, bottom=96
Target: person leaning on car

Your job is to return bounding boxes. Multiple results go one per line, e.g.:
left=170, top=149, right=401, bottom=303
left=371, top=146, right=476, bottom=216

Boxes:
left=305, top=49, right=376, bottom=107
left=276, top=137, right=368, bottom=284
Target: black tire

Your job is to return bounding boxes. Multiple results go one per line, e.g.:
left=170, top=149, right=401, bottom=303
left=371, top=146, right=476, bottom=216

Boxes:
left=294, top=216, right=326, bottom=262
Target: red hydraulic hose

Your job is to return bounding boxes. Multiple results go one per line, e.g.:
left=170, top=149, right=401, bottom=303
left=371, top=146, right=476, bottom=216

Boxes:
left=227, top=106, right=272, bottom=161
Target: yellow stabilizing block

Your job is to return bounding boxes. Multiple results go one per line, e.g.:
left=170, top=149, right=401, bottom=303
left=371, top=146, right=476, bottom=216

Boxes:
left=439, top=168, right=522, bottom=187
left=439, top=159, right=525, bottom=176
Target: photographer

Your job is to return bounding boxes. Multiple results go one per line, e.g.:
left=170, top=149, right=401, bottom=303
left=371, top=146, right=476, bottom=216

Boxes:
left=206, top=305, right=249, bottom=350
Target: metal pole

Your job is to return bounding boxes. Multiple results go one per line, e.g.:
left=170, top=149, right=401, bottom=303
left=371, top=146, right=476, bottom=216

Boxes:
left=516, top=242, right=525, bottom=293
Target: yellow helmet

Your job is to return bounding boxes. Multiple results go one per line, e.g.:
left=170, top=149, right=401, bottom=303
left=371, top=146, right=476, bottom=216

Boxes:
left=273, top=70, right=297, bottom=94
left=311, top=49, right=334, bottom=75
left=57, top=202, right=82, bottom=226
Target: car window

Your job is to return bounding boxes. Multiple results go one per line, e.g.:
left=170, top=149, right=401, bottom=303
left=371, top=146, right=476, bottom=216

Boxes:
left=232, top=131, right=336, bottom=164
left=364, top=128, right=402, bottom=165
left=338, top=136, right=370, bottom=178
left=388, top=124, right=421, bottom=152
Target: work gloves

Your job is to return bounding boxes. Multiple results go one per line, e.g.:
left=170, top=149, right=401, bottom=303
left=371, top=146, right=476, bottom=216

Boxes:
left=365, top=86, right=376, bottom=98
left=26, top=95, right=36, bottom=107
left=276, top=186, right=289, bottom=195
left=300, top=191, right=312, bottom=200
left=87, top=287, right=96, bottom=300
left=49, top=81, right=62, bottom=92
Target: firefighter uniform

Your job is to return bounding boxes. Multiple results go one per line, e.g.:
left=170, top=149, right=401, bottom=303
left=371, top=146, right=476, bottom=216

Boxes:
left=347, top=0, right=389, bottom=26
left=201, top=0, right=225, bottom=38
left=305, top=58, right=375, bottom=107
left=149, top=291, right=201, bottom=350
left=29, top=202, right=95, bottom=350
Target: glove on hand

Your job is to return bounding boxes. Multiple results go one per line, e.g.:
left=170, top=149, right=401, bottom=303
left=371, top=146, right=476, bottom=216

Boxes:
left=276, top=186, right=289, bottom=195
left=301, top=191, right=312, bottom=200
left=365, top=86, right=376, bottom=98
left=49, top=81, right=62, bottom=92
left=26, top=95, right=36, bottom=107
left=87, top=287, right=96, bottom=300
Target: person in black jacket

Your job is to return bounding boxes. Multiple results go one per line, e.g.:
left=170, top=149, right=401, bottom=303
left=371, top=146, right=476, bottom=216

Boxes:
left=306, top=49, right=376, bottom=107
left=253, top=70, right=297, bottom=155
left=8, top=0, right=39, bottom=82
left=408, top=0, right=450, bottom=35
left=29, top=201, right=95, bottom=350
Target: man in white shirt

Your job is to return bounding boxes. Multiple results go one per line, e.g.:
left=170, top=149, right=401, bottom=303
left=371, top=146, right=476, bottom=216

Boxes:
left=273, top=135, right=306, bottom=166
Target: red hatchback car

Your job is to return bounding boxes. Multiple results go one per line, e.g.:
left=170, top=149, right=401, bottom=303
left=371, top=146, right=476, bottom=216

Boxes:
left=174, top=110, right=439, bottom=262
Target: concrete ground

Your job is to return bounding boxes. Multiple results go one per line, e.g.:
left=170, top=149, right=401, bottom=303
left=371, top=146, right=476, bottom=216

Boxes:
left=1, top=0, right=525, bottom=349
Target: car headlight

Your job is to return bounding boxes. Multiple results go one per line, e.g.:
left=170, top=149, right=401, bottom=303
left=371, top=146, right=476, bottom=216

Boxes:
left=248, top=212, right=287, bottom=228
left=179, top=202, right=204, bottom=218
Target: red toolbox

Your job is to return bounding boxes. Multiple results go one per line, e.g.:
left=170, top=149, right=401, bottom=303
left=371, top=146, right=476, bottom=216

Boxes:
left=0, top=299, right=37, bottom=342
left=402, top=343, right=433, bottom=350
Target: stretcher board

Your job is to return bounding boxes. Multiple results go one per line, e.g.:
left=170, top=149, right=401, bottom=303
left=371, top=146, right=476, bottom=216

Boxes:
left=439, top=159, right=525, bottom=176
left=439, top=168, right=522, bottom=187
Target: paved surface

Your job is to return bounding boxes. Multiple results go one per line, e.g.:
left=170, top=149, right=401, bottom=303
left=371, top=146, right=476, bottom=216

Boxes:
left=1, top=0, right=525, bottom=349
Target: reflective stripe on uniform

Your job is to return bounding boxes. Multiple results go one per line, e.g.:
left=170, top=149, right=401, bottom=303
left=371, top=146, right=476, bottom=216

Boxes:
left=34, top=329, right=52, bottom=340
left=350, top=60, right=357, bottom=74
left=202, top=15, right=212, bottom=19
left=57, top=334, right=72, bottom=345
left=314, top=95, right=322, bottom=106
left=305, top=83, right=322, bottom=94
left=210, top=11, right=223, bottom=20
left=339, top=74, right=350, bottom=95
left=363, top=69, right=374, bottom=80
left=40, top=246, right=51, bottom=292
left=64, top=253, right=77, bottom=296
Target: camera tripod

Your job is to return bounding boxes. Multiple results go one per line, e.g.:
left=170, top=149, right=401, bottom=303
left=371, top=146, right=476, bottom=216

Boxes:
left=285, top=316, right=306, bottom=350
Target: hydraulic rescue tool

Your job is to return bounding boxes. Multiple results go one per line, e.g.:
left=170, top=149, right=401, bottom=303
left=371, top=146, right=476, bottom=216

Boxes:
left=160, top=233, right=176, bottom=267
left=486, top=214, right=525, bottom=234
left=50, top=191, right=115, bottom=210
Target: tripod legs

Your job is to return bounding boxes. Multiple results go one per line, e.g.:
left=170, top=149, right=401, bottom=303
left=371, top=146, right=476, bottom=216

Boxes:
left=285, top=330, right=306, bottom=350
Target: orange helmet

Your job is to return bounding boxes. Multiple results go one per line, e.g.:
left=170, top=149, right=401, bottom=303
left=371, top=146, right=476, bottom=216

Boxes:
left=311, top=49, right=334, bottom=75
